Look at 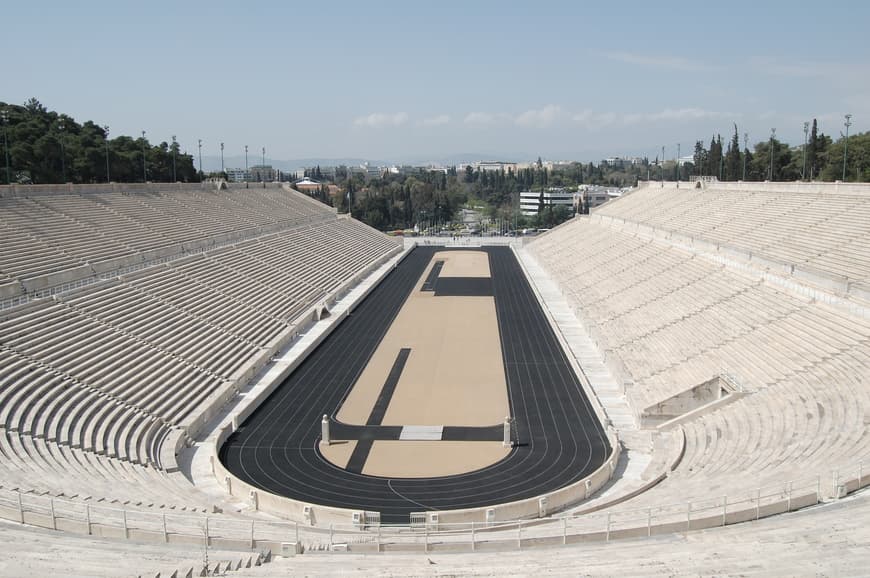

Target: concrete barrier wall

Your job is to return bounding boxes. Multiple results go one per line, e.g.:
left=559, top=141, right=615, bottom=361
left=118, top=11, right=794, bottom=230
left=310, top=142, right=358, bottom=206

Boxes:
left=0, top=480, right=831, bottom=551
left=432, top=431, right=620, bottom=527
left=0, top=499, right=287, bottom=553
left=211, top=424, right=363, bottom=527
left=215, top=428, right=617, bottom=529
left=570, top=428, right=686, bottom=518
left=792, top=264, right=849, bottom=293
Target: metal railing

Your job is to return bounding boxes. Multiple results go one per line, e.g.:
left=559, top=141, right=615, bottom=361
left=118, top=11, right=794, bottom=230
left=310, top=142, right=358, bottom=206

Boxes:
left=1, top=461, right=866, bottom=553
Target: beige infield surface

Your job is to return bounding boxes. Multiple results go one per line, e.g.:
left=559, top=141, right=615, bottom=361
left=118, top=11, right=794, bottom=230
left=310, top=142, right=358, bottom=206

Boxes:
left=321, top=250, right=511, bottom=478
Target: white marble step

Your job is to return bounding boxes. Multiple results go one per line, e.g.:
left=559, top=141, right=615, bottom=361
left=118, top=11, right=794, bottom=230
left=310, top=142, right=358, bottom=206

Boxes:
left=517, top=247, right=637, bottom=430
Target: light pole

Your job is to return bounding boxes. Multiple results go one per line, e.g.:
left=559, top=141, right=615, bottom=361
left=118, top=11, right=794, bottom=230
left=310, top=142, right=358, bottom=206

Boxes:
left=141, top=130, right=147, bottom=182
left=742, top=132, right=748, bottom=181
left=220, top=142, right=224, bottom=174
left=802, top=122, right=809, bottom=181
left=769, top=128, right=776, bottom=181
left=843, top=114, right=853, bottom=181
left=676, top=143, right=681, bottom=185
left=58, top=119, right=67, bottom=183
left=660, top=146, right=665, bottom=187
left=197, top=139, right=203, bottom=176
left=104, top=125, right=110, bottom=182
left=262, top=147, right=266, bottom=186
left=1, top=109, right=10, bottom=185
left=244, top=145, right=248, bottom=186
left=171, top=135, right=177, bottom=182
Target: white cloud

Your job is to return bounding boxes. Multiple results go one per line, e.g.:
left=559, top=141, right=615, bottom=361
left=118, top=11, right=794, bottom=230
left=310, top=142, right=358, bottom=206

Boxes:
left=420, top=114, right=450, bottom=127
left=626, top=108, right=724, bottom=124
left=465, top=107, right=563, bottom=127
left=573, top=108, right=724, bottom=128
left=353, top=112, right=409, bottom=128
left=603, top=51, right=712, bottom=72
left=464, top=111, right=506, bottom=125
left=515, top=104, right=561, bottom=128
left=572, top=109, right=617, bottom=129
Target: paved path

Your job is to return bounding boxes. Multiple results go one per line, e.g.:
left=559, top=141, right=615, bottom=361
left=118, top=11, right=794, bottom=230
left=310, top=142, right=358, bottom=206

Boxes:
left=220, top=247, right=609, bottom=523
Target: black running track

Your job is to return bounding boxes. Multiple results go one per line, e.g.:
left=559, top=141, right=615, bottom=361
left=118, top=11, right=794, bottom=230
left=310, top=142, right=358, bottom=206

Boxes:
left=219, top=246, right=610, bottom=523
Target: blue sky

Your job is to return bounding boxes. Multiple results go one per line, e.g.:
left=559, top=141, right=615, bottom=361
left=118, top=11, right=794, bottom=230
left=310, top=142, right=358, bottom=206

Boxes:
left=3, top=0, right=867, bottom=164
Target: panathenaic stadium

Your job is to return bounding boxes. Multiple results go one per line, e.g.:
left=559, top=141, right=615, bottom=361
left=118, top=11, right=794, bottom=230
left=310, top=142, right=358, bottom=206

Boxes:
left=1, top=179, right=870, bottom=576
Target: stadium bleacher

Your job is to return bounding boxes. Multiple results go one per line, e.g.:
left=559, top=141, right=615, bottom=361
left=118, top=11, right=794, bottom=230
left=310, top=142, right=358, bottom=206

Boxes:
left=525, top=180, right=870, bottom=517
left=2, top=179, right=870, bottom=574
left=0, top=183, right=401, bottom=518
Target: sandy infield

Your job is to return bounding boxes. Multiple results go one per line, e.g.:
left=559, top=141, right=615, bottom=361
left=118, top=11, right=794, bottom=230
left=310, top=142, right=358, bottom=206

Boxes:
left=363, top=441, right=509, bottom=478
left=322, top=249, right=511, bottom=477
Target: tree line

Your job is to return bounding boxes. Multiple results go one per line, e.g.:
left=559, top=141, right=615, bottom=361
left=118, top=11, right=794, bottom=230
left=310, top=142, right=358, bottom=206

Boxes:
left=688, top=120, right=868, bottom=182
left=0, top=99, right=198, bottom=184
left=3, top=99, right=866, bottom=232
left=299, top=159, right=584, bottom=233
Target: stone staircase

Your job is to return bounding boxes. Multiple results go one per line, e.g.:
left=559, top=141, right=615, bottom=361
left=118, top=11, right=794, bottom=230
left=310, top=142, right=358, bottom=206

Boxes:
left=515, top=246, right=636, bottom=431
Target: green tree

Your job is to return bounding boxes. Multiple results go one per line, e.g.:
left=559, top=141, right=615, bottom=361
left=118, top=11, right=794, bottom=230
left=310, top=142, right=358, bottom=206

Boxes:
left=807, top=119, right=819, bottom=180
left=725, top=125, right=742, bottom=181
left=693, top=141, right=707, bottom=176
left=708, top=135, right=723, bottom=180
left=0, top=98, right=199, bottom=184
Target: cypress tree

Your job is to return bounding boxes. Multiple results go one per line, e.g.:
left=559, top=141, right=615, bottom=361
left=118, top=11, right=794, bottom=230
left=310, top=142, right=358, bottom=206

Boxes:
left=807, top=119, right=819, bottom=180
left=725, top=125, right=741, bottom=181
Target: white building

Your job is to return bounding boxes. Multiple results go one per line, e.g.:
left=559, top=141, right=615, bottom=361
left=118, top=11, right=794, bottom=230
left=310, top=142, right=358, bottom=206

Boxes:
left=249, top=165, right=276, bottom=182
left=519, top=188, right=577, bottom=216
left=476, top=161, right=518, bottom=173
left=225, top=168, right=250, bottom=182
left=361, top=163, right=384, bottom=178
left=579, top=186, right=621, bottom=210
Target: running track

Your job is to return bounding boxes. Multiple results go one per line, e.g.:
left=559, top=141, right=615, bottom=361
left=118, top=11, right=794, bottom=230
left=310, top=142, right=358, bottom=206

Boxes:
left=220, top=246, right=610, bottom=523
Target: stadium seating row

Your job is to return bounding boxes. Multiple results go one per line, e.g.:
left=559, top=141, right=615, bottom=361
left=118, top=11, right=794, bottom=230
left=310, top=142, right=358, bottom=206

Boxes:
left=0, top=186, right=338, bottom=308
left=527, top=183, right=870, bottom=517
left=594, top=182, right=870, bottom=283
left=0, top=184, right=400, bottom=513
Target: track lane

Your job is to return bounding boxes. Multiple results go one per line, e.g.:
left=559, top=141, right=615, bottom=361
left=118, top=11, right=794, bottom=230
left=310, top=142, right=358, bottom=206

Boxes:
left=220, top=246, right=610, bottom=523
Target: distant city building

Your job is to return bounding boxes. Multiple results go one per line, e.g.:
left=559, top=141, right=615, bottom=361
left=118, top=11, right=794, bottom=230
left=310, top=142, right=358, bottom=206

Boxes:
left=388, top=165, right=422, bottom=176
left=294, top=176, right=321, bottom=193
left=249, top=165, right=277, bottom=182
left=360, top=163, right=383, bottom=178
left=600, top=157, right=645, bottom=168
left=578, top=185, right=622, bottom=210
left=476, top=161, right=518, bottom=173
left=225, top=168, right=250, bottom=182
left=519, top=188, right=577, bottom=215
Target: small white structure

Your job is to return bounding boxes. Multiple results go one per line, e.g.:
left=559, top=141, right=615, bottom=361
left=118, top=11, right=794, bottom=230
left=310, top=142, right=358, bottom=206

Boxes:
left=321, top=414, right=330, bottom=445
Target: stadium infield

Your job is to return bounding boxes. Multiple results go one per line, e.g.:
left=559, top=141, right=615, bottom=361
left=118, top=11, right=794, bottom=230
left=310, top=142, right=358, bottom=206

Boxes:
left=326, top=249, right=509, bottom=477
left=219, top=246, right=610, bottom=523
